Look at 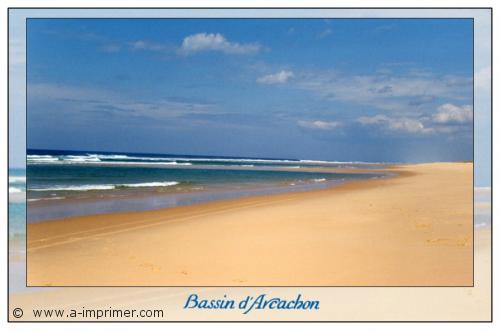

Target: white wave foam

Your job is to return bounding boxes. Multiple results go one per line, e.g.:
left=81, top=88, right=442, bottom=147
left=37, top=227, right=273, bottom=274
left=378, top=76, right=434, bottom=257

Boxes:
left=175, top=157, right=300, bottom=163
left=28, top=154, right=192, bottom=166
left=27, top=155, right=56, bottom=159
left=88, top=154, right=129, bottom=159
left=28, top=197, right=65, bottom=202
left=27, top=155, right=59, bottom=162
left=29, top=181, right=180, bottom=191
left=66, top=154, right=300, bottom=164
left=101, top=161, right=191, bottom=166
left=300, top=159, right=332, bottom=164
left=90, top=154, right=193, bottom=163
left=224, top=164, right=255, bottom=168
left=9, top=191, right=25, bottom=203
left=120, top=181, right=179, bottom=188
left=30, top=184, right=116, bottom=191
left=27, top=153, right=377, bottom=166
left=9, top=186, right=26, bottom=204
left=300, top=159, right=379, bottom=164
left=313, top=178, right=326, bottom=182
left=9, top=176, right=26, bottom=183
left=64, top=155, right=101, bottom=162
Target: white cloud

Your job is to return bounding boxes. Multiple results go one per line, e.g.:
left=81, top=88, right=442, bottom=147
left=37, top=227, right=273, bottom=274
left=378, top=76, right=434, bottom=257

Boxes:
left=294, top=70, right=471, bottom=111
left=357, top=103, right=474, bottom=135
left=432, top=103, right=473, bottom=123
left=130, top=40, right=168, bottom=51
left=257, top=70, right=294, bottom=84
left=179, top=33, right=261, bottom=55
left=357, top=114, right=389, bottom=125
left=387, top=118, right=432, bottom=134
left=475, top=66, right=491, bottom=91
left=297, top=120, right=342, bottom=130
left=357, top=115, right=433, bottom=134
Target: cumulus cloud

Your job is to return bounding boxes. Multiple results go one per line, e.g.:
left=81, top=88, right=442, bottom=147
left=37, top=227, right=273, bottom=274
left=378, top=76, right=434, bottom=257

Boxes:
left=257, top=70, right=294, bottom=84
left=179, top=33, right=261, bottom=55
left=297, top=120, right=342, bottom=130
left=357, top=101, right=473, bottom=136
left=357, top=115, right=433, bottom=134
left=432, top=103, right=473, bottom=123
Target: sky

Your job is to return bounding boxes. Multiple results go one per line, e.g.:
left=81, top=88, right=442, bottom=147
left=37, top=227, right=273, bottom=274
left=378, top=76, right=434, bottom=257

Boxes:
left=26, top=18, right=474, bottom=163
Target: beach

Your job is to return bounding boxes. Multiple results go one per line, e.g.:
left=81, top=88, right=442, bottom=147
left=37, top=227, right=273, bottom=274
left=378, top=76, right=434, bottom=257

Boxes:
left=27, top=162, right=473, bottom=286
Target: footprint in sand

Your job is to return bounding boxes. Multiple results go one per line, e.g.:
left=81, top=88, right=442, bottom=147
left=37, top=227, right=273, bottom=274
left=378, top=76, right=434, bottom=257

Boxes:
left=233, top=279, right=246, bottom=283
left=456, top=238, right=471, bottom=247
left=426, top=237, right=471, bottom=247
left=426, top=238, right=447, bottom=244
left=139, top=262, right=161, bottom=272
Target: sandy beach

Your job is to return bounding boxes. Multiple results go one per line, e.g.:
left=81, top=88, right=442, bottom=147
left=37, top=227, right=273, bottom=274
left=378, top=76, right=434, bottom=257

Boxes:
left=27, top=162, right=473, bottom=286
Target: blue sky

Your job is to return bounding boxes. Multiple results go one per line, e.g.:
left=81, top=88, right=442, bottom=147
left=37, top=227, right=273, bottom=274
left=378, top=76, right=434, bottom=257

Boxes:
left=26, top=18, right=474, bottom=162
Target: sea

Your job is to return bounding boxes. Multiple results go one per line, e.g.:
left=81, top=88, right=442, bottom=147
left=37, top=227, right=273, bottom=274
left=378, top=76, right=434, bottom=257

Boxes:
left=9, top=168, right=26, bottom=239
left=25, top=149, right=386, bottom=222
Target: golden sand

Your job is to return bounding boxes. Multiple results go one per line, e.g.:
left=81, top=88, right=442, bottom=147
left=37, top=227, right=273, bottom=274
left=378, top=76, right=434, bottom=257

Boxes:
left=27, top=163, right=473, bottom=286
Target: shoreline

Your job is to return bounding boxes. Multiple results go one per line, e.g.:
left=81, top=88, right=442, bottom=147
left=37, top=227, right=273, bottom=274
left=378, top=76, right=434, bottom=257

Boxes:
left=27, top=162, right=473, bottom=286
left=28, top=170, right=399, bottom=238
left=27, top=166, right=390, bottom=222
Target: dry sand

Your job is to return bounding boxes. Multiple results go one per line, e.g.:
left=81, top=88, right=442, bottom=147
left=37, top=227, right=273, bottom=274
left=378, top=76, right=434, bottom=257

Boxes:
left=27, top=163, right=473, bottom=286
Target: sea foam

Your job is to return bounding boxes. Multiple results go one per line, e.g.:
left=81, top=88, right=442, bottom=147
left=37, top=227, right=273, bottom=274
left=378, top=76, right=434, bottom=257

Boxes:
left=29, top=181, right=180, bottom=191
left=9, top=176, right=26, bottom=183
left=30, top=184, right=116, bottom=191
left=119, top=181, right=179, bottom=188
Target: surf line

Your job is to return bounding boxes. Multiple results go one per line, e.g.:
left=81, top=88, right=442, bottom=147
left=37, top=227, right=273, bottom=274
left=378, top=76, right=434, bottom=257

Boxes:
left=183, top=293, right=320, bottom=314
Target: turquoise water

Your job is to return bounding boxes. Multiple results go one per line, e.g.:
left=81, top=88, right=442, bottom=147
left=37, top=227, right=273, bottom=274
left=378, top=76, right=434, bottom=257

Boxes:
left=9, top=168, right=26, bottom=239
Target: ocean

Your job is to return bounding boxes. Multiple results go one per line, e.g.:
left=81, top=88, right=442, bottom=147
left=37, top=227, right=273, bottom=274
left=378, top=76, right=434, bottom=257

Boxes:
left=8, top=168, right=26, bottom=239
left=8, top=152, right=492, bottom=234
left=25, top=149, right=386, bottom=221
